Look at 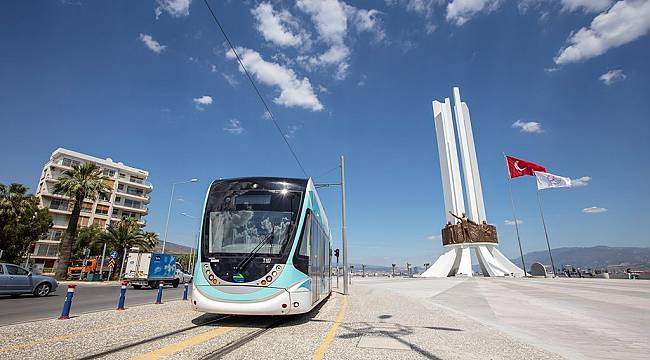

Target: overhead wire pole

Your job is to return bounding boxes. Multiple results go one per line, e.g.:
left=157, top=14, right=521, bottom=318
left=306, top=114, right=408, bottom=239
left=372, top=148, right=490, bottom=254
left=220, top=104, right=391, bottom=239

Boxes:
left=341, top=156, right=348, bottom=295
left=203, top=0, right=307, bottom=177
left=536, top=189, right=556, bottom=277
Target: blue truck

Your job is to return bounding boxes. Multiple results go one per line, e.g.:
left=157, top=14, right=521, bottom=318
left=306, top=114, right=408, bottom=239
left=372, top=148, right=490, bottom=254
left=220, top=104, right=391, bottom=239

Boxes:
left=123, top=252, right=191, bottom=288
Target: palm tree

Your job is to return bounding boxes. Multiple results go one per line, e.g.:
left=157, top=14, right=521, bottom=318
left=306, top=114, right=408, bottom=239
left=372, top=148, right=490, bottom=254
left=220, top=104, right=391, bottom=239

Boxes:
left=53, top=163, right=109, bottom=280
left=102, top=218, right=156, bottom=279
left=141, top=231, right=159, bottom=250
left=73, top=224, right=105, bottom=259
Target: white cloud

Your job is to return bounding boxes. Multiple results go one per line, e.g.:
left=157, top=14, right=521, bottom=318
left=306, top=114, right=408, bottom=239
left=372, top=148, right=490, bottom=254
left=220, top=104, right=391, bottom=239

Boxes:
left=357, top=74, right=367, bottom=87
left=446, top=0, right=503, bottom=26
left=426, top=234, right=442, bottom=240
left=262, top=111, right=272, bottom=120
left=571, top=176, right=591, bottom=187
left=138, top=34, right=167, bottom=54
left=599, top=69, right=626, bottom=85
left=583, top=206, right=607, bottom=213
left=223, top=119, right=244, bottom=135
left=560, top=0, right=613, bottom=13
left=295, top=0, right=384, bottom=80
left=504, top=219, right=523, bottom=225
left=285, top=124, right=302, bottom=139
left=210, top=64, right=217, bottom=73
left=193, top=95, right=212, bottom=110
left=346, top=6, right=386, bottom=41
left=544, top=67, right=560, bottom=73
left=222, top=73, right=240, bottom=87
left=318, top=85, right=329, bottom=93
left=512, top=120, right=543, bottom=133
left=226, top=47, right=323, bottom=111
left=385, top=0, right=442, bottom=18
left=252, top=2, right=311, bottom=48
left=155, top=0, right=191, bottom=19
left=555, top=1, right=650, bottom=65
left=425, top=22, right=438, bottom=34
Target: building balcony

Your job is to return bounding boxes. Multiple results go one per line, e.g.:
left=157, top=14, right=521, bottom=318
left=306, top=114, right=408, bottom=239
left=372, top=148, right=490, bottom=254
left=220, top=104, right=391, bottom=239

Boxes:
left=113, top=202, right=148, bottom=214
left=117, top=178, right=153, bottom=192
left=115, top=189, right=150, bottom=203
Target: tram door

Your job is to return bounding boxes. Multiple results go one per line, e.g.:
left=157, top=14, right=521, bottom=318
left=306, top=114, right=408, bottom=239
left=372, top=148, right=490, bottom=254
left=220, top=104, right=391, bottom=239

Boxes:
left=309, top=215, right=320, bottom=304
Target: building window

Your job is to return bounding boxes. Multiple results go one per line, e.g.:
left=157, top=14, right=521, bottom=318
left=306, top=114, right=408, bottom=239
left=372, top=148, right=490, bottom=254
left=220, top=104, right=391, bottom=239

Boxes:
left=49, top=199, right=68, bottom=211
left=95, top=204, right=109, bottom=215
left=52, top=214, right=68, bottom=226
left=103, top=168, right=116, bottom=177
left=130, top=176, right=144, bottom=184
left=117, top=184, right=124, bottom=191
left=36, top=244, right=59, bottom=257
left=62, top=158, right=81, bottom=167
left=124, top=199, right=141, bottom=209
left=112, top=208, right=119, bottom=216
left=99, top=193, right=110, bottom=202
left=115, top=196, right=121, bottom=203
left=79, top=216, right=90, bottom=227
left=93, top=218, right=107, bottom=227
left=126, top=186, right=143, bottom=196
left=81, top=203, right=93, bottom=213
left=47, top=230, right=65, bottom=241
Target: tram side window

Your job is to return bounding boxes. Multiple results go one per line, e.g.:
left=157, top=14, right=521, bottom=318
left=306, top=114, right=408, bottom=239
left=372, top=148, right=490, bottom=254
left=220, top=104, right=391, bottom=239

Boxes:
left=299, top=216, right=310, bottom=256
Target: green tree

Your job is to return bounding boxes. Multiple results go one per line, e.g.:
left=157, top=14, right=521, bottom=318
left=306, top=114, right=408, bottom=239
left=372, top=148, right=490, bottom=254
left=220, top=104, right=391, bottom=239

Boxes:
left=0, top=183, right=52, bottom=264
left=53, top=163, right=109, bottom=280
left=102, top=218, right=156, bottom=279
left=72, top=224, right=105, bottom=259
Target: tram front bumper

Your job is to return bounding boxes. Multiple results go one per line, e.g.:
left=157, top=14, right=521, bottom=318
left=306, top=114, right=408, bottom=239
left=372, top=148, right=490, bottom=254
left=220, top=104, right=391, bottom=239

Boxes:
left=190, top=283, right=293, bottom=315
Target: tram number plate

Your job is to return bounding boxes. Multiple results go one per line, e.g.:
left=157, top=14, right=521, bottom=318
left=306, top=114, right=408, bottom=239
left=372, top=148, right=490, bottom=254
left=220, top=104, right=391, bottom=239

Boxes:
left=261, top=258, right=272, bottom=263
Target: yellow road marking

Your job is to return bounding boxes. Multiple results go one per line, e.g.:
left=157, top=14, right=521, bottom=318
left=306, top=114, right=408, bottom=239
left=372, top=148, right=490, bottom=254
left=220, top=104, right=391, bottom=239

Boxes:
left=130, top=326, right=234, bottom=360
left=313, top=295, right=349, bottom=360
left=0, top=317, right=152, bottom=354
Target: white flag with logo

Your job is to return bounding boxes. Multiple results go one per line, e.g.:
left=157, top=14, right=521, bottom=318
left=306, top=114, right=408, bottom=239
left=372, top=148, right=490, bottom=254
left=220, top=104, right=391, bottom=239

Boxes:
left=534, top=171, right=572, bottom=190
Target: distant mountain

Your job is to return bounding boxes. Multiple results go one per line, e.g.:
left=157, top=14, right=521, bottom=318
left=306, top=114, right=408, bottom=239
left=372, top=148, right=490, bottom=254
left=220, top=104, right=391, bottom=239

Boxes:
left=511, top=246, right=650, bottom=270
left=153, top=241, right=193, bottom=255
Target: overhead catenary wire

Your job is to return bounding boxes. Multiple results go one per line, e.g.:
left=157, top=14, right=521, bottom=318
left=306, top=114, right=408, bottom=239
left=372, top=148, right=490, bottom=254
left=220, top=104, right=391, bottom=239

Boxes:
left=202, top=0, right=308, bottom=177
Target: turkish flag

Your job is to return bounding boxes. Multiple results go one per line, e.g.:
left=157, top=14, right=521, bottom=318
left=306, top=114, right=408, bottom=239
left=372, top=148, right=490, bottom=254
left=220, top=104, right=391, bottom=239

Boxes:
left=506, top=155, right=546, bottom=178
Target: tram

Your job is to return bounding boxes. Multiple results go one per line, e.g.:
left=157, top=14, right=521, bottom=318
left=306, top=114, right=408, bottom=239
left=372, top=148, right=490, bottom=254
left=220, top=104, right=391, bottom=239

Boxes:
left=190, top=177, right=332, bottom=315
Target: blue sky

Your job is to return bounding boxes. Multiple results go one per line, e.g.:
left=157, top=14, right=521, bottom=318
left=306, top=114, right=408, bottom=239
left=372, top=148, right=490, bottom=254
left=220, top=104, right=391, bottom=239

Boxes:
left=1, top=0, right=649, bottom=267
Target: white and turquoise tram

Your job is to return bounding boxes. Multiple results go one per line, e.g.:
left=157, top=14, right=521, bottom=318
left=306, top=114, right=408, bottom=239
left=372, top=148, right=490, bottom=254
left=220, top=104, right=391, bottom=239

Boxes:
left=190, top=177, right=332, bottom=315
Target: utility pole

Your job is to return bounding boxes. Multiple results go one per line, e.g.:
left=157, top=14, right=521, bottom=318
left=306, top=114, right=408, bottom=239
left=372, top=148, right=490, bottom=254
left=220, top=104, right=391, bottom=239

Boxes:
left=391, top=264, right=396, bottom=277
left=407, top=263, right=411, bottom=277
left=341, top=155, right=349, bottom=295
left=362, top=264, right=366, bottom=278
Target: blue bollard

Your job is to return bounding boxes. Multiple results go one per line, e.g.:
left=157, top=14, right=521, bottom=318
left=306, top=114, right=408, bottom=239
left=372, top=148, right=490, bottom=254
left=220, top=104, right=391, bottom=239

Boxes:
left=182, top=283, right=189, bottom=300
left=58, top=284, right=77, bottom=320
left=155, top=281, right=164, bottom=304
left=117, top=281, right=128, bottom=310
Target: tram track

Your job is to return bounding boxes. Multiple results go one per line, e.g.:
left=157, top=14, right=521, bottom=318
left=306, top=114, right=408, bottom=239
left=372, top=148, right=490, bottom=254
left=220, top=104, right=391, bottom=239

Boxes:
left=200, top=317, right=288, bottom=359
left=74, top=315, right=231, bottom=360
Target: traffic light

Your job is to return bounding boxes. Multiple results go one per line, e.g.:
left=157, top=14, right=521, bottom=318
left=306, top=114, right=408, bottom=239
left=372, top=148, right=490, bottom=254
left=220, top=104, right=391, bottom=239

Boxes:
left=28, top=243, right=36, bottom=253
left=334, top=248, right=340, bottom=259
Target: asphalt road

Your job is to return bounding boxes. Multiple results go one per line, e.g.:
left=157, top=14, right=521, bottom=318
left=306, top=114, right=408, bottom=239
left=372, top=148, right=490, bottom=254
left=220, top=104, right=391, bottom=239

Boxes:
left=0, top=283, right=186, bottom=326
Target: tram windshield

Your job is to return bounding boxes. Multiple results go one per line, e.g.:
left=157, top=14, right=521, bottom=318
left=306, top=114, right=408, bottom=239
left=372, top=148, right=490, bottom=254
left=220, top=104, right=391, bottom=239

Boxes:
left=208, top=210, right=292, bottom=255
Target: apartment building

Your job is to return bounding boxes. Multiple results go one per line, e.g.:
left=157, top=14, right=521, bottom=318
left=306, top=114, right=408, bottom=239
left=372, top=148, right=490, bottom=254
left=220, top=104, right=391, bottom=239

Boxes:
left=34, top=148, right=152, bottom=274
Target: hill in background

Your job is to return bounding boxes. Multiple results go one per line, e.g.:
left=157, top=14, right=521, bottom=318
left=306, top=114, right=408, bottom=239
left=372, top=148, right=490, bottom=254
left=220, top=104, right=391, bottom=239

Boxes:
left=153, top=241, right=193, bottom=255
left=512, top=246, right=650, bottom=271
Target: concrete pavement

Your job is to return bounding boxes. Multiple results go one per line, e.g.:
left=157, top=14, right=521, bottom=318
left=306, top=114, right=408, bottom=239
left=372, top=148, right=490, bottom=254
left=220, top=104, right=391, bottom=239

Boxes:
left=0, top=278, right=566, bottom=359
left=0, top=283, right=185, bottom=325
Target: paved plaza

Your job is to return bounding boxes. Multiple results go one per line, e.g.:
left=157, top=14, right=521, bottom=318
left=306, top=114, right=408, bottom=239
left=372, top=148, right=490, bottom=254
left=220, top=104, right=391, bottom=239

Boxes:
left=1, top=277, right=647, bottom=359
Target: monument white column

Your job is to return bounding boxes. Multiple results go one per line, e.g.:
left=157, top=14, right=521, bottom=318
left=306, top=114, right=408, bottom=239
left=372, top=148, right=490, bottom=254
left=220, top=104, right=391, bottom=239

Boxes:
left=424, top=87, right=524, bottom=278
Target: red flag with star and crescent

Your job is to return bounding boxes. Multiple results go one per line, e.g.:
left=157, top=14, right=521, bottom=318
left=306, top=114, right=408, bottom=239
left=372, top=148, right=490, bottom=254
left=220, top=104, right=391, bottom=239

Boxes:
left=506, top=155, right=546, bottom=178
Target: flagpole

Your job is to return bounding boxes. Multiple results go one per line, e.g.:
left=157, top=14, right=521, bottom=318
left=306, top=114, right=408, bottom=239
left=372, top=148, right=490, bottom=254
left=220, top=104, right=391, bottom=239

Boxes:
left=536, top=189, right=556, bottom=277
left=503, top=153, right=527, bottom=277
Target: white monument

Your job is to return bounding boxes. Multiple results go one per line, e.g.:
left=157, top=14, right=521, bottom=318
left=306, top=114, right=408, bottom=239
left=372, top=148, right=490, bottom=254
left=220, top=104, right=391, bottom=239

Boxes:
left=422, top=87, right=524, bottom=277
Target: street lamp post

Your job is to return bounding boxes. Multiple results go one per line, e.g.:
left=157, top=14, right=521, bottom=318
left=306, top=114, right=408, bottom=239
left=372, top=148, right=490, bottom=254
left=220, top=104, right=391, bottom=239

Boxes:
left=180, top=212, right=200, bottom=275
left=162, top=179, right=198, bottom=253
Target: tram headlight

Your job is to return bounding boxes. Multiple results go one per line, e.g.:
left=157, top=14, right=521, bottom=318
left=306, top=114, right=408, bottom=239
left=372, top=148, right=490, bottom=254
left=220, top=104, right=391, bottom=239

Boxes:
left=266, top=276, right=273, bottom=282
left=261, top=280, right=267, bottom=285
left=271, top=271, right=277, bottom=277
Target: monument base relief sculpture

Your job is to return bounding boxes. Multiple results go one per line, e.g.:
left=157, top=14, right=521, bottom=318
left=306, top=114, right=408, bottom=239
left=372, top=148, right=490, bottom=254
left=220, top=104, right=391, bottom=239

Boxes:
left=422, top=88, right=525, bottom=277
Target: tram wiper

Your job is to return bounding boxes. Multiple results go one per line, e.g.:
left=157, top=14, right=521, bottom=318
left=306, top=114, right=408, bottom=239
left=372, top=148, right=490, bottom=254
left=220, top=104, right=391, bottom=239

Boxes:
left=235, top=230, right=275, bottom=273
